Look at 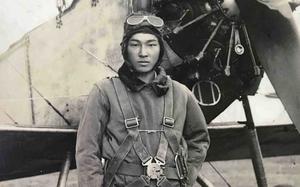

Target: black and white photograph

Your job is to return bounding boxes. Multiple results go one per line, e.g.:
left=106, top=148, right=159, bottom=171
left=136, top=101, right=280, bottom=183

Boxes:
left=0, top=0, right=300, bottom=186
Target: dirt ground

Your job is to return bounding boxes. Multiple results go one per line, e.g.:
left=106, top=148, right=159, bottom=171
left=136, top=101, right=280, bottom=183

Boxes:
left=0, top=155, right=299, bottom=187
left=201, top=155, right=300, bottom=187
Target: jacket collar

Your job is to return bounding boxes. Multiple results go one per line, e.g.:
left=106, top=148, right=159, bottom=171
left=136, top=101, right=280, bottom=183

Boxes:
left=118, top=63, right=169, bottom=96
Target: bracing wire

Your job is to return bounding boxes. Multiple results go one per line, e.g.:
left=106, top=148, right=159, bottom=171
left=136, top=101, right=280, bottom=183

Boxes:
left=8, top=64, right=71, bottom=126
left=208, top=161, right=232, bottom=187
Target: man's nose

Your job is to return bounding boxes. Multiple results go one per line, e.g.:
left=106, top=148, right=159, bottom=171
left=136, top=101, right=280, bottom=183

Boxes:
left=138, top=45, right=148, bottom=57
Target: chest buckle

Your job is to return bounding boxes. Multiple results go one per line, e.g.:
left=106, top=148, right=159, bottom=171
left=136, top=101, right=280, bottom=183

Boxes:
left=142, top=157, right=165, bottom=180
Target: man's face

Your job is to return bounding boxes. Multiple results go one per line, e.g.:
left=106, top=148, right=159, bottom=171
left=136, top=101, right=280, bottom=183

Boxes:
left=127, top=33, right=160, bottom=73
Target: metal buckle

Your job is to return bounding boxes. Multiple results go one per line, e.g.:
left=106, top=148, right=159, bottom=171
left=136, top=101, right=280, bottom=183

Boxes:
left=146, top=163, right=164, bottom=180
left=154, top=156, right=165, bottom=166
left=157, top=176, right=167, bottom=186
left=142, top=156, right=153, bottom=166
left=124, top=117, right=139, bottom=129
left=163, top=117, right=175, bottom=128
left=175, top=153, right=184, bottom=180
left=143, top=156, right=165, bottom=180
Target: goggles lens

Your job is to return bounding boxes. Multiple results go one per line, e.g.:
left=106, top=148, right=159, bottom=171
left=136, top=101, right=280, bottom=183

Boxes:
left=127, top=15, right=164, bottom=27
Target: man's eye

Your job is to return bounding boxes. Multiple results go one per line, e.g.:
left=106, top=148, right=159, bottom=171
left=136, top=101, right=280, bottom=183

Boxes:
left=129, top=43, right=139, bottom=47
left=148, top=43, right=158, bottom=47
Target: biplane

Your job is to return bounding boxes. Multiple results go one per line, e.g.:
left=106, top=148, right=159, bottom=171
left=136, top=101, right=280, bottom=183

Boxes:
left=0, top=0, right=300, bottom=186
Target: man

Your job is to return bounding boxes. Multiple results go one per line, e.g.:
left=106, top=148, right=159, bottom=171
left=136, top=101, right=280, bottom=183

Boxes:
left=76, top=12, right=210, bottom=187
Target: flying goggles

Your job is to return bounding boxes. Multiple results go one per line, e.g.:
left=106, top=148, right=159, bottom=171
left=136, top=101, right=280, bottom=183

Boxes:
left=126, top=15, right=164, bottom=27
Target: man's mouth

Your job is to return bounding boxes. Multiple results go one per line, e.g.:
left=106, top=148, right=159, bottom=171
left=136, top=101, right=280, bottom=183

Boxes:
left=138, top=61, right=150, bottom=65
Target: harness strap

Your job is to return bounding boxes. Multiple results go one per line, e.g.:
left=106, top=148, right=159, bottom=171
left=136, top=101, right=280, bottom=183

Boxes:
left=125, top=176, right=173, bottom=187
left=112, top=78, right=152, bottom=164
left=133, top=135, right=152, bottom=164
left=125, top=176, right=150, bottom=187
left=104, top=134, right=135, bottom=187
left=104, top=78, right=151, bottom=186
left=112, top=78, right=136, bottom=126
left=155, top=132, right=168, bottom=164
left=162, top=81, right=179, bottom=155
left=107, top=78, right=181, bottom=186
left=155, top=81, right=176, bottom=164
left=117, top=162, right=179, bottom=179
left=153, top=81, right=184, bottom=186
left=161, top=82, right=189, bottom=182
left=157, top=177, right=174, bottom=187
left=104, top=78, right=139, bottom=186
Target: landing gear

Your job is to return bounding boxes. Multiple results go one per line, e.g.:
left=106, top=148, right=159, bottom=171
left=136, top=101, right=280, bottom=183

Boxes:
left=241, top=95, right=268, bottom=187
left=56, top=151, right=72, bottom=187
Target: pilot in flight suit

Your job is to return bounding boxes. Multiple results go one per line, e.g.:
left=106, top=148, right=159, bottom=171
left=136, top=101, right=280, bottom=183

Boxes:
left=76, top=12, right=210, bottom=187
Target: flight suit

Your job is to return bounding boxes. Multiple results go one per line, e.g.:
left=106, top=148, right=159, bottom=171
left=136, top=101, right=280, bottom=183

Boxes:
left=76, top=75, right=209, bottom=187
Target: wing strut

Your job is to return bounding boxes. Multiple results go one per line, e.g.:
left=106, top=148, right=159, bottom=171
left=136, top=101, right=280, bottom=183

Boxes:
left=56, top=151, right=72, bottom=187
left=241, top=95, right=268, bottom=187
